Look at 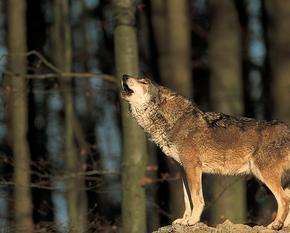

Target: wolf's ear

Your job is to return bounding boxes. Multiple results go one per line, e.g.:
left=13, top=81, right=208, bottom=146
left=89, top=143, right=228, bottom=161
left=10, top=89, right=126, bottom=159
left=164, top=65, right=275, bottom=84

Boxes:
left=139, top=78, right=151, bottom=84
left=145, top=78, right=152, bottom=84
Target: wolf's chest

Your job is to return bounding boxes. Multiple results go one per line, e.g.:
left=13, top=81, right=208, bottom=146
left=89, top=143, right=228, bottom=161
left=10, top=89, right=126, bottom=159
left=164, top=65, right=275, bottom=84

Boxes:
left=130, top=105, right=182, bottom=163
left=161, top=144, right=182, bottom=164
left=147, top=129, right=182, bottom=164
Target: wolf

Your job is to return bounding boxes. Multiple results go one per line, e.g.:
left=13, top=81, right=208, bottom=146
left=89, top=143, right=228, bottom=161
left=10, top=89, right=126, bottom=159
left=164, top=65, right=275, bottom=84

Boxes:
left=120, top=74, right=290, bottom=230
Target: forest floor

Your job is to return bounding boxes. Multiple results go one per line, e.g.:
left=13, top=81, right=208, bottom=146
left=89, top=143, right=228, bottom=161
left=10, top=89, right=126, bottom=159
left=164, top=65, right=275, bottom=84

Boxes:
left=153, top=220, right=290, bottom=233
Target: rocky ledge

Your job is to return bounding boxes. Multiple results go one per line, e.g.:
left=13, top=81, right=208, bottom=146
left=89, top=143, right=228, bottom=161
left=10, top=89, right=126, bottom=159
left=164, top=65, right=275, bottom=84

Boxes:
left=153, top=220, right=290, bottom=233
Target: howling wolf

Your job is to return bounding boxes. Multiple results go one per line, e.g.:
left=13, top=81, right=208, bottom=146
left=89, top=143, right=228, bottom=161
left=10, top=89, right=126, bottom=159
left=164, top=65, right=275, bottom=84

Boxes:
left=120, top=74, right=290, bottom=230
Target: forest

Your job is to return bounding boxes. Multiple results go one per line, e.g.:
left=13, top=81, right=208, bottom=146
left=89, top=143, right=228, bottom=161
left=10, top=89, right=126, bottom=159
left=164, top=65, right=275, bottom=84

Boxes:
left=0, top=0, right=290, bottom=232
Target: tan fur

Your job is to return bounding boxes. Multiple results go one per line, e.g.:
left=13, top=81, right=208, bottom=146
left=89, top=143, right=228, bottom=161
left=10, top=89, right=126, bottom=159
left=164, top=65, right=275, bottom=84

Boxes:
left=121, top=75, right=290, bottom=230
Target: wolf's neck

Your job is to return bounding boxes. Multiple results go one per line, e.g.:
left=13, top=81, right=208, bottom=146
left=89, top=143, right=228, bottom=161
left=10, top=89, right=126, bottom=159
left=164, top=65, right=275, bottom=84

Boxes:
left=130, top=102, right=168, bottom=147
left=129, top=94, right=199, bottom=153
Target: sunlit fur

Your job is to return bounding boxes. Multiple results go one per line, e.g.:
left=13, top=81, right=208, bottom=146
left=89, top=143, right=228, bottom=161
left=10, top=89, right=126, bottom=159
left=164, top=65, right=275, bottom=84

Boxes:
left=121, top=75, right=290, bottom=230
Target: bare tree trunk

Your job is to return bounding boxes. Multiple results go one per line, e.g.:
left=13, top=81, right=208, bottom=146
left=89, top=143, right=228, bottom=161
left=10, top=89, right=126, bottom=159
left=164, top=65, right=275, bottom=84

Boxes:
left=113, top=1, right=148, bottom=232
left=51, top=1, right=87, bottom=232
left=139, top=8, right=160, bottom=231
left=150, top=0, right=192, bottom=220
left=208, top=0, right=246, bottom=225
left=7, top=0, right=33, bottom=231
left=265, top=0, right=290, bottom=126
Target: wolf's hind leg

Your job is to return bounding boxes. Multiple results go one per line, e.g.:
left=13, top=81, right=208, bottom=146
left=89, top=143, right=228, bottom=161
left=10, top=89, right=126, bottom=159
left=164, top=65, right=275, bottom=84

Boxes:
left=259, top=170, right=290, bottom=230
left=173, top=179, right=192, bottom=225
left=282, top=188, right=290, bottom=227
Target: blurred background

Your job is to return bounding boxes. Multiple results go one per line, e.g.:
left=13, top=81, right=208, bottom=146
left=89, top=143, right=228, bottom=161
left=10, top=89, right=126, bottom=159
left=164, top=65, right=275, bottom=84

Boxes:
left=0, top=0, right=290, bottom=232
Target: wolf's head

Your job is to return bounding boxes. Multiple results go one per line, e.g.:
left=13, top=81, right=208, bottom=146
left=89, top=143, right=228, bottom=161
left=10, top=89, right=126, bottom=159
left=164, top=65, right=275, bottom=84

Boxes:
left=120, top=74, right=158, bottom=105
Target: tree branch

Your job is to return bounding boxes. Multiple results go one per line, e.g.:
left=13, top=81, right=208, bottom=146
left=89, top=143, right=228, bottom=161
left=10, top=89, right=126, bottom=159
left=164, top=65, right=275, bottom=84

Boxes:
left=3, top=70, right=116, bottom=84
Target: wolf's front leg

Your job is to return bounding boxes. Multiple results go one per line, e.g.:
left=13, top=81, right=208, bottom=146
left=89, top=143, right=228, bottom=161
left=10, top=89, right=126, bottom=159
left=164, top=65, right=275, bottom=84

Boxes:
left=173, top=179, right=192, bottom=225
left=174, top=165, right=204, bottom=225
left=185, top=166, right=204, bottom=225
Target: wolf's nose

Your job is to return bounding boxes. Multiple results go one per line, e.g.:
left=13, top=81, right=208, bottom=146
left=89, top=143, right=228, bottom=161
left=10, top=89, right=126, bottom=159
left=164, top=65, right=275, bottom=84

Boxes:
left=122, top=74, right=129, bottom=82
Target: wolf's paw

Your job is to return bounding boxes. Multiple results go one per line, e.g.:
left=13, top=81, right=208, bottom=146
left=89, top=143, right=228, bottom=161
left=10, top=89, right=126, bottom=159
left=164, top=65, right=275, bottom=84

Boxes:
left=173, top=211, right=192, bottom=225
left=185, top=216, right=199, bottom=226
left=173, top=217, right=199, bottom=226
left=267, top=220, right=284, bottom=230
left=173, top=217, right=189, bottom=225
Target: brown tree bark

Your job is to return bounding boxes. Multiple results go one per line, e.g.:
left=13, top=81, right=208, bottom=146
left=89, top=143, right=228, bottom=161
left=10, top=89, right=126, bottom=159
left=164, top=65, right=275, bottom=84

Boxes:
left=208, top=0, right=246, bottom=225
left=113, top=1, right=149, bottom=232
left=150, top=0, right=193, bottom=220
left=51, top=0, right=88, bottom=232
left=265, top=0, right=290, bottom=126
left=7, top=0, right=33, bottom=231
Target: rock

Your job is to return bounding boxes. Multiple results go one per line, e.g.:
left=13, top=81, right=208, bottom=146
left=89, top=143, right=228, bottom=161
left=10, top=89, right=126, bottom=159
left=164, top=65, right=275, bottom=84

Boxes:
left=216, top=220, right=253, bottom=233
left=152, top=220, right=288, bottom=233
left=153, top=223, right=216, bottom=233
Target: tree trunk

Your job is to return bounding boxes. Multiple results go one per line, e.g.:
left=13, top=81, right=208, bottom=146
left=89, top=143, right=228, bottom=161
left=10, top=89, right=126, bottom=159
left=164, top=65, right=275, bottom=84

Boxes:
left=265, top=0, right=290, bottom=126
left=51, top=1, right=87, bottom=232
left=150, top=0, right=192, bottom=220
left=113, top=1, right=148, bottom=232
left=139, top=8, right=160, bottom=231
left=208, top=0, right=246, bottom=225
left=7, top=0, right=33, bottom=231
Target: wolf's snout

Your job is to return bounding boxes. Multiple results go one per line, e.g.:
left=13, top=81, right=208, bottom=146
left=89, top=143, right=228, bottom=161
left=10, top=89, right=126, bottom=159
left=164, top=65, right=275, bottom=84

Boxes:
left=122, top=74, right=130, bottom=82
left=121, top=74, right=134, bottom=97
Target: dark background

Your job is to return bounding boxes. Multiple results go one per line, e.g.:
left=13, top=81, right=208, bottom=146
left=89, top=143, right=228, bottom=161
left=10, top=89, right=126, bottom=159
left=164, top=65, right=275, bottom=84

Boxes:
left=0, top=0, right=290, bottom=232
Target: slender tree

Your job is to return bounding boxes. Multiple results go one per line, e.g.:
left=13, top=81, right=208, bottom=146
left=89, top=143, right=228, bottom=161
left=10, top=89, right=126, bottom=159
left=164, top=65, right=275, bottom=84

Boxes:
left=139, top=8, right=160, bottom=231
left=7, top=0, right=33, bottom=231
left=26, top=0, right=55, bottom=224
left=150, top=0, right=193, bottom=220
left=265, top=0, right=290, bottom=126
left=51, top=0, right=87, bottom=232
left=208, top=0, right=246, bottom=225
left=113, top=1, right=148, bottom=232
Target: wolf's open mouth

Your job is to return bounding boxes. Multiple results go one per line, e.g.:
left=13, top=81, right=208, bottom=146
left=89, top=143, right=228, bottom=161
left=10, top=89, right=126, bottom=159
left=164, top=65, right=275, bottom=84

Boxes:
left=122, top=80, right=134, bottom=96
